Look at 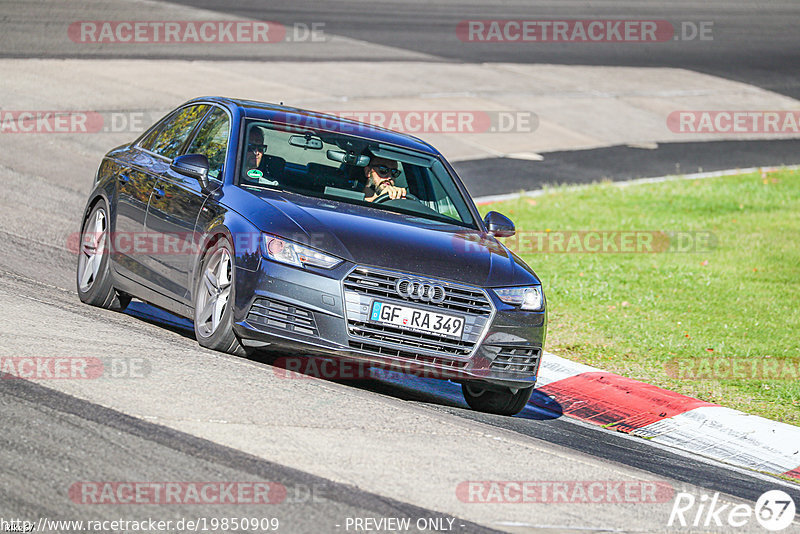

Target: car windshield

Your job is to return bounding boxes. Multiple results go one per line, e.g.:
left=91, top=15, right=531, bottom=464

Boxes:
left=237, top=120, right=477, bottom=227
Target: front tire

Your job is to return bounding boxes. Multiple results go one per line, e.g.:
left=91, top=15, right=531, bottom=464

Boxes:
left=76, top=201, right=130, bottom=311
left=193, top=237, right=249, bottom=357
left=462, top=383, right=533, bottom=416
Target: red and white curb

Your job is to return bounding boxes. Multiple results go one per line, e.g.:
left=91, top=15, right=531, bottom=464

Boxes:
left=532, top=351, right=800, bottom=482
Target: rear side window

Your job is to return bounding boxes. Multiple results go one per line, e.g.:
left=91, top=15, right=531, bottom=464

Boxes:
left=147, top=105, right=210, bottom=160
left=138, top=119, right=166, bottom=152
left=187, top=107, right=230, bottom=181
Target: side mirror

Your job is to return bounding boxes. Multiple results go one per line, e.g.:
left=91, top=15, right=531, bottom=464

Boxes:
left=484, top=211, right=516, bottom=238
left=171, top=154, right=211, bottom=192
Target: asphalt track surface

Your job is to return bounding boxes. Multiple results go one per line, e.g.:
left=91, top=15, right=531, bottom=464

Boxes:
left=118, top=305, right=792, bottom=509
left=456, top=139, right=800, bottom=198
left=2, top=0, right=800, bottom=532
left=1, top=378, right=498, bottom=534
left=3, top=288, right=800, bottom=532
left=4, top=0, right=800, bottom=194
left=38, top=0, right=800, bottom=100
left=117, top=0, right=800, bottom=193
left=111, top=307, right=800, bottom=508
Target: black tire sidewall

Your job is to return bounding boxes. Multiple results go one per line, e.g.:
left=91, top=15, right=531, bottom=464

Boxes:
left=462, top=383, right=534, bottom=416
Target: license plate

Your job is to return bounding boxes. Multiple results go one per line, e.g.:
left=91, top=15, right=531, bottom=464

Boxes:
left=370, top=301, right=464, bottom=339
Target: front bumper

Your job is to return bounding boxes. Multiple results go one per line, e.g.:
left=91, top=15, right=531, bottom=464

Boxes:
left=232, top=261, right=546, bottom=388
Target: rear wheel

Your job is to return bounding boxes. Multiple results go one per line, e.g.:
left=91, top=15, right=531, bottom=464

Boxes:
left=76, top=202, right=130, bottom=311
left=462, top=383, right=533, bottom=416
left=193, top=237, right=249, bottom=356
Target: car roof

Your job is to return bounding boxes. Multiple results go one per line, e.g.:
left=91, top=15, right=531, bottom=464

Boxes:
left=188, top=96, right=440, bottom=156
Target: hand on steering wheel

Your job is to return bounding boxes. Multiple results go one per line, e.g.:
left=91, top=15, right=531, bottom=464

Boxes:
left=373, top=191, right=419, bottom=203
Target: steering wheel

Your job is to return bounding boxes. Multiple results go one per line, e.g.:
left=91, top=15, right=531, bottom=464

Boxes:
left=373, top=192, right=419, bottom=203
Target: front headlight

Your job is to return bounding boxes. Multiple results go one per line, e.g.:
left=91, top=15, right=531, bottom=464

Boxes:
left=262, top=234, right=343, bottom=269
left=494, top=286, right=544, bottom=311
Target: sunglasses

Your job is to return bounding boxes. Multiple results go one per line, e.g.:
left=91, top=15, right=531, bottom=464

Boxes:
left=248, top=143, right=267, bottom=153
left=372, top=165, right=401, bottom=178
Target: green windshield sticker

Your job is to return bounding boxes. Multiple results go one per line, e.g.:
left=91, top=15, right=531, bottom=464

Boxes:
left=247, top=169, right=263, bottom=179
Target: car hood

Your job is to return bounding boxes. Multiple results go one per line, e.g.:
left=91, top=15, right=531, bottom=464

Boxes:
left=241, top=190, right=539, bottom=287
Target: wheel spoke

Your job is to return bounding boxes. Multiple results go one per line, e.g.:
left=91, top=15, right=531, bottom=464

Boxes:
left=80, top=254, right=95, bottom=287
left=90, top=248, right=101, bottom=279
left=217, top=251, right=231, bottom=288
left=95, top=232, right=106, bottom=256
left=203, top=269, right=217, bottom=294
left=218, top=287, right=230, bottom=303
left=81, top=241, right=96, bottom=255
left=198, top=297, right=216, bottom=326
left=212, top=296, right=226, bottom=332
left=93, top=211, right=105, bottom=235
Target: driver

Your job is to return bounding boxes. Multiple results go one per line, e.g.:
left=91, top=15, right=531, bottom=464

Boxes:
left=363, top=157, right=406, bottom=202
left=243, top=127, right=284, bottom=186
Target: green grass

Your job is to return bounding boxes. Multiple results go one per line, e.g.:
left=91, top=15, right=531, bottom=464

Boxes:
left=480, top=169, right=800, bottom=425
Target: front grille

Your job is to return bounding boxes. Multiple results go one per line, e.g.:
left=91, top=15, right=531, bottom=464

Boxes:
left=348, top=341, right=468, bottom=370
left=342, top=267, right=494, bottom=362
left=348, top=320, right=472, bottom=356
left=246, top=298, right=318, bottom=337
left=490, top=346, right=541, bottom=374
left=343, top=268, right=492, bottom=315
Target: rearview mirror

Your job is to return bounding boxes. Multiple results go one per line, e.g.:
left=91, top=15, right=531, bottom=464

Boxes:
left=484, top=211, right=516, bottom=238
left=326, top=150, right=370, bottom=166
left=171, top=154, right=210, bottom=192
left=289, top=135, right=323, bottom=150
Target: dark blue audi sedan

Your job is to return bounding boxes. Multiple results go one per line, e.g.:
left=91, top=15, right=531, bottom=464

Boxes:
left=77, top=97, right=546, bottom=415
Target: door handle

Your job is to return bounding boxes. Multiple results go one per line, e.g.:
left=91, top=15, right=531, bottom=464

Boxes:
left=153, top=187, right=165, bottom=199
left=118, top=174, right=130, bottom=184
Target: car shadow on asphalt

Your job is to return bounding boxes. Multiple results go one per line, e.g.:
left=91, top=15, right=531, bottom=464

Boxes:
left=255, top=351, right=563, bottom=422
left=124, top=300, right=195, bottom=336
left=123, top=300, right=563, bottom=421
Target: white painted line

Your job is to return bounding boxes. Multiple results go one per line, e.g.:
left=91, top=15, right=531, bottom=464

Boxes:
left=535, top=352, right=800, bottom=479
left=633, top=406, right=800, bottom=475
left=505, top=152, right=544, bottom=161
left=472, top=164, right=800, bottom=205
left=549, top=406, right=800, bottom=490
left=535, top=351, right=601, bottom=388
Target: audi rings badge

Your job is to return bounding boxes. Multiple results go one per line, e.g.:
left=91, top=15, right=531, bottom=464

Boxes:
left=395, top=279, right=446, bottom=304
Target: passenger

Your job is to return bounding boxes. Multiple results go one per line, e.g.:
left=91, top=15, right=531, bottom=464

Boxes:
left=362, top=157, right=406, bottom=202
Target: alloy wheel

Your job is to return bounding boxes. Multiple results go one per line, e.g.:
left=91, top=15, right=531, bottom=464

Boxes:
left=195, top=247, right=232, bottom=337
left=78, top=208, right=107, bottom=292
